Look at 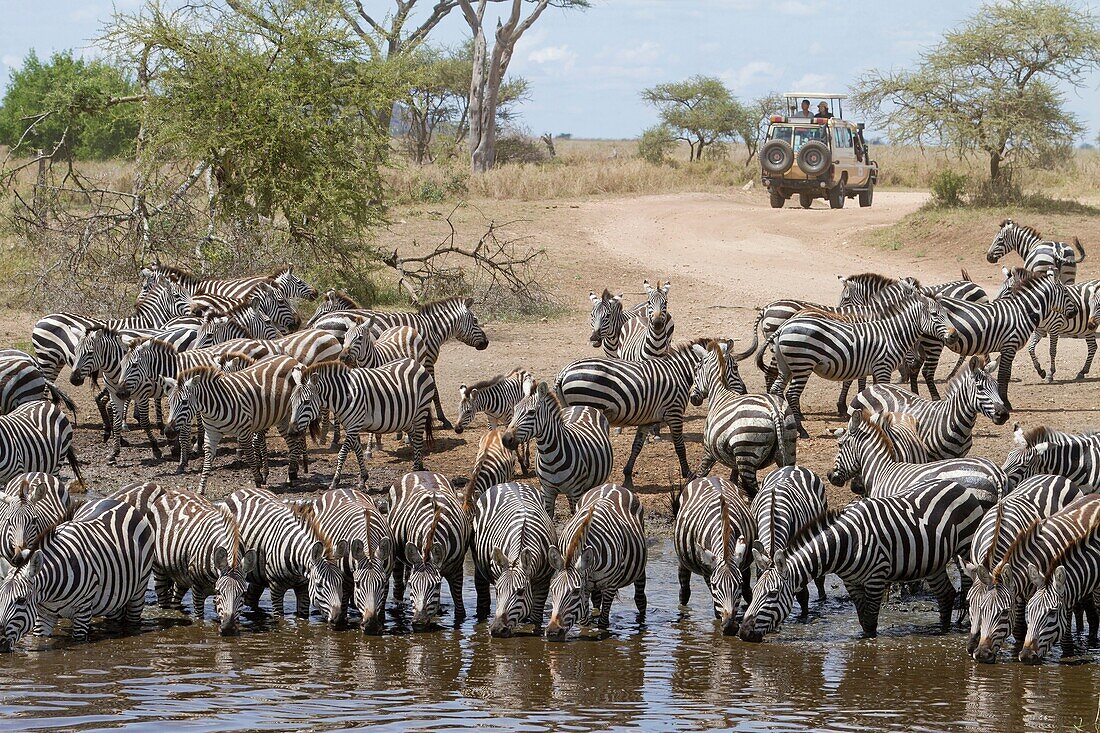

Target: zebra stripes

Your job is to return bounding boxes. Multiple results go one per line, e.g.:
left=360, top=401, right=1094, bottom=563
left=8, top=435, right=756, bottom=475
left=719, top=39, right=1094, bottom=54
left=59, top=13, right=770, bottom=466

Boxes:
left=1001, top=424, right=1100, bottom=493
left=739, top=479, right=996, bottom=641
left=0, top=402, right=81, bottom=488
left=672, top=475, right=754, bottom=635
left=962, top=475, right=1080, bottom=663
left=388, top=471, right=470, bottom=628
left=837, top=271, right=988, bottom=308
left=986, top=219, right=1086, bottom=284
left=501, top=380, right=612, bottom=517
left=472, top=481, right=556, bottom=636
left=455, top=369, right=532, bottom=473
left=0, top=349, right=76, bottom=417
left=618, top=280, right=675, bottom=361
left=849, top=356, right=1009, bottom=460
left=0, top=473, right=73, bottom=562
left=151, top=263, right=318, bottom=301
left=194, top=305, right=281, bottom=346
left=341, top=321, right=426, bottom=368
left=467, top=429, right=518, bottom=501
left=0, top=497, right=154, bottom=649
left=545, top=483, right=647, bottom=639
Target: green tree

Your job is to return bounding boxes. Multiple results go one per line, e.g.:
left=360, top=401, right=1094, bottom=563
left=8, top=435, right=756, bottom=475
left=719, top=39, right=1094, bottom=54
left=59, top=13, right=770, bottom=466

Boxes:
left=641, top=76, right=750, bottom=162
left=854, top=0, right=1100, bottom=184
left=0, top=49, right=141, bottom=159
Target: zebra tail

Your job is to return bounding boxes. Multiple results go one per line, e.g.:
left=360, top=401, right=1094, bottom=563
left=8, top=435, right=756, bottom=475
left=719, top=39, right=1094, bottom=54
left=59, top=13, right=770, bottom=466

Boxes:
left=768, top=396, right=792, bottom=466
left=1075, top=237, right=1087, bottom=264
left=668, top=473, right=683, bottom=519
left=737, top=309, right=763, bottom=362
left=45, top=381, right=78, bottom=417
left=960, top=268, right=971, bottom=282
left=66, top=443, right=85, bottom=491
left=756, top=328, right=780, bottom=377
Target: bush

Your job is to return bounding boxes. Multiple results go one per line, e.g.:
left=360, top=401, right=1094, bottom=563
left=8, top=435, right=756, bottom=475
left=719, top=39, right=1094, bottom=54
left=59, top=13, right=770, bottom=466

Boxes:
left=494, top=132, right=548, bottom=165
left=930, top=170, right=968, bottom=207
left=637, top=125, right=676, bottom=165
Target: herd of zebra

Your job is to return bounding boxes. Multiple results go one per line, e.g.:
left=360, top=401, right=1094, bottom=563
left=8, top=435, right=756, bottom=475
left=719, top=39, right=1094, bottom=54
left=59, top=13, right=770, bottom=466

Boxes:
left=0, top=219, right=1099, bottom=669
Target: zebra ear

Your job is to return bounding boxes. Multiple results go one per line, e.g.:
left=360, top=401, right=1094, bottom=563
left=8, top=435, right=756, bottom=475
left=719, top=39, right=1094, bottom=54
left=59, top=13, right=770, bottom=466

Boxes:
left=998, top=564, right=1013, bottom=588
left=536, top=381, right=549, bottom=399
left=661, top=280, right=671, bottom=294
left=350, top=539, right=367, bottom=564
left=1051, top=565, right=1067, bottom=596
left=405, top=541, right=423, bottom=566
left=374, top=498, right=390, bottom=515
left=961, top=560, right=980, bottom=581
left=491, top=546, right=510, bottom=574
left=547, top=546, right=565, bottom=571
left=289, top=366, right=304, bottom=388
left=588, top=291, right=600, bottom=304
left=1034, top=442, right=1049, bottom=455
left=1013, top=424, right=1026, bottom=447
left=213, top=547, right=230, bottom=573
left=23, top=550, right=44, bottom=580
left=691, top=343, right=708, bottom=359
left=429, top=542, right=445, bottom=567
left=519, top=548, right=538, bottom=576
left=613, top=293, right=623, bottom=303
left=732, top=537, right=747, bottom=567
left=463, top=297, right=474, bottom=310
left=576, top=546, right=595, bottom=572
left=120, top=335, right=138, bottom=350
left=240, top=549, right=257, bottom=575
left=837, top=274, right=847, bottom=283
left=773, top=549, right=787, bottom=574
left=523, top=376, right=536, bottom=397
left=309, top=541, right=325, bottom=564
left=161, top=377, right=179, bottom=393
left=697, top=546, right=716, bottom=571
left=974, top=565, right=993, bottom=588
left=458, top=385, right=468, bottom=401
left=334, top=540, right=350, bottom=560
left=376, top=538, right=392, bottom=569
left=0, top=556, right=9, bottom=578
left=1001, top=266, right=1010, bottom=277
left=1026, top=563, right=1044, bottom=588
left=643, top=279, right=654, bottom=295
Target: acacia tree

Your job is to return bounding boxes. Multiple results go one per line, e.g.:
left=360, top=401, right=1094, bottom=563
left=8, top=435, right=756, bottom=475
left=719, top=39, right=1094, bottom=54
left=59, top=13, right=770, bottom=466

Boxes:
left=641, top=76, right=750, bottom=162
left=853, top=0, right=1100, bottom=184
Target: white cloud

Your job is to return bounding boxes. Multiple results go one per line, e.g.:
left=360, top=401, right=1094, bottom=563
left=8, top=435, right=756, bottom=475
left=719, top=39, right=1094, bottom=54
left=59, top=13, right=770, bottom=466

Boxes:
left=610, top=40, right=663, bottom=65
left=528, top=45, right=576, bottom=65
left=775, top=0, right=825, bottom=15
left=788, top=73, right=838, bottom=93
left=722, top=61, right=783, bottom=91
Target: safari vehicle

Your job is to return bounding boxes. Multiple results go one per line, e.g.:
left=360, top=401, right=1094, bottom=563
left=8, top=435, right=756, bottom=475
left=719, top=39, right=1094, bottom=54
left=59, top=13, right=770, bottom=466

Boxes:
left=759, top=93, right=877, bottom=209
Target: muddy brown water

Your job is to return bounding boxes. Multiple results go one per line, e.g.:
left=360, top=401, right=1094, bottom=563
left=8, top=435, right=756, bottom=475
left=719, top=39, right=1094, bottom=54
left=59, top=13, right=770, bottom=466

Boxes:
left=0, top=542, right=1097, bottom=733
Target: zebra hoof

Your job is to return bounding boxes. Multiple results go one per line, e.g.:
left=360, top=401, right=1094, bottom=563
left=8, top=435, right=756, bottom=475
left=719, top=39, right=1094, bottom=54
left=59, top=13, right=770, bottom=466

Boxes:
left=1045, top=376, right=1054, bottom=384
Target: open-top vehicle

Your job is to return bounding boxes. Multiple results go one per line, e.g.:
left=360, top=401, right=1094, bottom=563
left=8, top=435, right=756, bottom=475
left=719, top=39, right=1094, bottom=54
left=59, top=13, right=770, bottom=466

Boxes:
left=760, top=93, right=877, bottom=209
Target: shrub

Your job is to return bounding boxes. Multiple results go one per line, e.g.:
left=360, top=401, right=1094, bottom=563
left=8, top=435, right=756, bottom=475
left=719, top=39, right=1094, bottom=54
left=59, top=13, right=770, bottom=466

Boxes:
left=637, top=125, right=676, bottom=165
left=929, top=170, right=968, bottom=207
left=495, top=132, right=548, bottom=165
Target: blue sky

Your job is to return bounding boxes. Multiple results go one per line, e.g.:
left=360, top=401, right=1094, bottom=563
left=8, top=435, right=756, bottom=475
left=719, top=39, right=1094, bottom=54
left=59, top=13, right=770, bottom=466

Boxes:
left=1, top=0, right=1097, bottom=141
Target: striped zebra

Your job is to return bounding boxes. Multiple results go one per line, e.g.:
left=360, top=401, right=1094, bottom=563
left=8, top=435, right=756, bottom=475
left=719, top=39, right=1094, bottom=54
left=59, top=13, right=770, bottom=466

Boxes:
left=0, top=402, right=82, bottom=488
left=188, top=281, right=301, bottom=335
left=313, top=488, right=393, bottom=632
left=998, top=267, right=1100, bottom=383
left=931, top=270, right=1077, bottom=410
left=501, top=379, right=613, bottom=517
left=472, top=481, right=557, bottom=636
left=750, top=466, right=829, bottom=616
left=618, top=280, right=675, bottom=361
left=286, top=359, right=435, bottom=488
left=962, top=475, right=1081, bottom=663
left=223, top=487, right=347, bottom=620
left=739, top=479, right=996, bottom=641
left=588, top=289, right=629, bottom=357
left=0, top=497, right=154, bottom=650
left=1001, top=424, right=1100, bottom=493
left=31, top=278, right=190, bottom=382
left=0, top=349, right=76, bottom=417
left=466, top=429, right=518, bottom=502
left=341, top=319, right=426, bottom=368
left=151, top=263, right=318, bottom=301
left=545, top=483, right=647, bottom=640
left=163, top=355, right=306, bottom=493
left=672, top=475, right=754, bottom=635
left=455, top=368, right=531, bottom=473
left=986, top=219, right=1086, bottom=284
left=194, top=306, right=281, bottom=346
left=0, top=473, right=73, bottom=562
left=556, top=340, right=712, bottom=487
left=304, top=288, right=360, bottom=327
left=1020, top=493, right=1100, bottom=663
left=388, top=471, right=470, bottom=628
left=311, top=297, right=489, bottom=429
left=690, top=340, right=796, bottom=497
left=848, top=355, right=1009, bottom=460
left=837, top=270, right=988, bottom=308
left=829, top=408, right=1005, bottom=498
left=766, top=295, right=950, bottom=437
left=112, top=482, right=256, bottom=635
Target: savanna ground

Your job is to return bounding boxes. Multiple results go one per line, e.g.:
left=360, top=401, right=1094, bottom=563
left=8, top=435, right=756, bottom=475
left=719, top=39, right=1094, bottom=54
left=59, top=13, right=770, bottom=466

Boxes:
left=4, top=141, right=1100, bottom=536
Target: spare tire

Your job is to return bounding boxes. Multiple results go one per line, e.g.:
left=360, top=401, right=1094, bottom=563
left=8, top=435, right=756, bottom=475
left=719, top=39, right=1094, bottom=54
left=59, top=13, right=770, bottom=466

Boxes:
left=761, top=140, right=794, bottom=174
left=797, top=141, right=831, bottom=176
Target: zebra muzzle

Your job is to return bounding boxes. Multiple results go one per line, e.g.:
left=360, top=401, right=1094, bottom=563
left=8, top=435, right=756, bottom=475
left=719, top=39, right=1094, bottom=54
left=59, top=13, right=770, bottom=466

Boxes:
left=1018, top=645, right=1042, bottom=665
left=737, top=615, right=764, bottom=643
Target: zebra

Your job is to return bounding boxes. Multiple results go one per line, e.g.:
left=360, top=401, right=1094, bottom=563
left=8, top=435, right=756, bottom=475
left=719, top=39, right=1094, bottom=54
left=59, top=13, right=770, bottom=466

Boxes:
left=194, top=306, right=282, bottom=347
left=837, top=270, right=988, bottom=308
left=0, top=402, right=82, bottom=489
left=472, top=481, right=557, bottom=636
left=588, top=289, right=629, bottom=357
left=0, top=496, right=154, bottom=650
left=1020, top=493, right=1100, bottom=663
left=388, top=471, right=470, bottom=629
left=500, top=379, right=613, bottom=518
left=672, top=475, right=754, bottom=635
left=689, top=339, right=795, bottom=497
left=286, top=359, right=436, bottom=488
left=618, top=280, right=675, bottom=361
left=829, top=408, right=1006, bottom=498
left=848, top=355, right=1009, bottom=460
left=1001, top=423, right=1100, bottom=493
left=341, top=320, right=426, bottom=368
left=455, top=368, right=532, bottom=473
left=188, top=281, right=301, bottom=335
left=466, top=429, right=518, bottom=502
left=313, top=488, right=393, bottom=632
left=738, top=478, right=996, bottom=641
left=986, top=219, right=1086, bottom=284
left=162, top=355, right=306, bottom=493
left=222, top=487, right=347, bottom=620
left=556, top=339, right=713, bottom=488
left=997, top=267, right=1100, bottom=383
left=150, top=263, right=318, bottom=301
left=311, top=296, right=488, bottom=429
left=962, top=475, right=1081, bottom=663
left=0, top=473, right=74, bottom=562
left=111, top=482, right=256, bottom=635
left=30, top=277, right=190, bottom=382
left=304, top=288, right=361, bottom=328
left=545, top=483, right=647, bottom=640
left=750, top=467, right=830, bottom=614
left=0, top=349, right=77, bottom=417
left=766, top=295, right=950, bottom=437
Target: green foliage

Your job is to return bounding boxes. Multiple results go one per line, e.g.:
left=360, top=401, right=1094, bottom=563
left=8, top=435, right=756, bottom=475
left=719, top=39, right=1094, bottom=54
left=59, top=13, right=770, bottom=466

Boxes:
left=855, top=0, right=1100, bottom=189
left=637, top=124, right=677, bottom=165
left=641, top=75, right=752, bottom=161
left=0, top=50, right=140, bottom=159
left=929, top=170, right=968, bottom=207
left=494, top=130, right=548, bottom=165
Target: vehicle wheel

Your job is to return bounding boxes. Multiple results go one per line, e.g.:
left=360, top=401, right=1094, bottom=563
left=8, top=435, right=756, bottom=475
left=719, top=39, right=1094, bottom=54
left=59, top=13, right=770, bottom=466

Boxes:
left=761, top=140, right=794, bottom=175
left=829, top=183, right=845, bottom=209
left=799, top=192, right=813, bottom=209
left=770, top=189, right=785, bottom=209
left=859, top=185, right=874, bottom=207
left=797, top=141, right=831, bottom=176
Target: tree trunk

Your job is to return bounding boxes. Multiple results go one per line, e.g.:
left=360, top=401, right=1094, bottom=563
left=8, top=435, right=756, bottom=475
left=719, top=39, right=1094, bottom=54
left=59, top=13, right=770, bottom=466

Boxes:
left=467, top=24, right=491, bottom=173
left=989, top=151, right=1001, bottom=182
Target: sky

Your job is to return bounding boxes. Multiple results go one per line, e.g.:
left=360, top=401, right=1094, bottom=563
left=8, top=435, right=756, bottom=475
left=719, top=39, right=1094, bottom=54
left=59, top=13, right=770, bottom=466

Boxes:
left=0, top=0, right=1098, bottom=141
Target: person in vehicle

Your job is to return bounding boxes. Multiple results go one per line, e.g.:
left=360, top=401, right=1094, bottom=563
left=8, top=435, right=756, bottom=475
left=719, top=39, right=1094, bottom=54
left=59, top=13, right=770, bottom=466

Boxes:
left=798, top=99, right=812, bottom=118
left=816, top=101, right=832, bottom=119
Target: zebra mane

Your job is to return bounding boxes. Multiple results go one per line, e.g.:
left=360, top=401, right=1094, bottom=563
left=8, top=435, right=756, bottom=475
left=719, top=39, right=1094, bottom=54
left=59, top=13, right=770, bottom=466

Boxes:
left=215, top=502, right=242, bottom=567
left=177, top=364, right=228, bottom=383
left=845, top=272, right=898, bottom=290
left=990, top=515, right=1044, bottom=580
left=323, top=289, right=362, bottom=309
left=132, top=278, right=180, bottom=308
left=466, top=368, right=526, bottom=392
left=153, top=263, right=202, bottom=283
left=1019, top=425, right=1064, bottom=447
left=82, top=323, right=126, bottom=339
left=15, top=499, right=84, bottom=563
left=708, top=340, right=729, bottom=385
left=216, top=351, right=259, bottom=369
left=194, top=297, right=261, bottom=320
left=417, top=296, right=472, bottom=314
left=300, top=359, right=349, bottom=380
left=668, top=337, right=712, bottom=356
left=288, top=500, right=338, bottom=561
left=564, top=503, right=598, bottom=564
left=783, top=504, right=845, bottom=557
left=718, top=491, right=733, bottom=569
left=464, top=433, right=499, bottom=514
left=946, top=355, right=989, bottom=396
left=1009, top=269, right=1055, bottom=296
left=1005, top=220, right=1042, bottom=240
left=983, top=503, right=1007, bottom=572
left=424, top=495, right=442, bottom=555
left=1042, top=497, right=1100, bottom=581
left=355, top=493, right=376, bottom=557
left=851, top=408, right=906, bottom=461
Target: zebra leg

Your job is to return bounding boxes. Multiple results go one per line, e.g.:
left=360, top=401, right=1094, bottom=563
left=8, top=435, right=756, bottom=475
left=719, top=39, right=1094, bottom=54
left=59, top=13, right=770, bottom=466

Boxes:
left=530, top=582, right=550, bottom=631
left=409, top=418, right=427, bottom=472
left=541, top=483, right=560, bottom=520
left=199, top=430, right=222, bottom=496
left=70, top=608, right=95, bottom=640
left=634, top=573, right=647, bottom=620
left=846, top=579, right=886, bottom=638
left=346, top=433, right=368, bottom=490
left=94, top=388, right=112, bottom=442
left=519, top=440, right=531, bottom=475
left=428, top=366, right=452, bottom=430
left=1046, top=334, right=1059, bottom=384
left=836, top=380, right=857, bottom=417
left=1077, top=336, right=1097, bottom=380
left=155, top=397, right=165, bottom=433
left=392, top=560, right=408, bottom=605
left=996, top=346, right=1018, bottom=411
left=294, top=583, right=310, bottom=618
left=124, top=589, right=145, bottom=627
left=447, top=572, right=466, bottom=623
left=246, top=433, right=265, bottom=487
left=474, top=566, right=491, bottom=620
left=108, top=392, right=126, bottom=461
left=695, top=451, right=716, bottom=479
left=154, top=568, right=177, bottom=610
left=332, top=435, right=354, bottom=489
left=137, top=399, right=162, bottom=460
left=677, top=564, right=692, bottom=606
left=921, top=342, right=944, bottom=400
left=1027, top=331, right=1045, bottom=379
left=1012, top=600, right=1027, bottom=650
left=815, top=576, right=827, bottom=601
left=621, top=425, right=651, bottom=489
left=784, top=375, right=811, bottom=439
left=926, top=569, right=958, bottom=633
left=35, top=610, right=59, bottom=638
left=796, top=586, right=810, bottom=619
left=668, top=417, right=694, bottom=481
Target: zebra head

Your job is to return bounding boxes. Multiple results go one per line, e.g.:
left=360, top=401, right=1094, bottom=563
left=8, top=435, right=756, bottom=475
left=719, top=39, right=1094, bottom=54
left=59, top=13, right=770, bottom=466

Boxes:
left=196, top=314, right=249, bottom=348
left=340, top=319, right=375, bottom=368
left=161, top=376, right=194, bottom=442
left=700, top=534, right=747, bottom=636
left=69, top=325, right=113, bottom=387
left=454, top=298, right=489, bottom=351
left=502, top=377, right=544, bottom=450
left=0, top=478, right=53, bottom=561
left=987, top=220, right=1019, bottom=263
left=961, top=356, right=1009, bottom=425
left=545, top=544, right=594, bottom=641
left=1000, top=424, right=1050, bottom=493
left=304, top=538, right=348, bottom=625
left=454, top=384, right=479, bottom=434
left=963, top=561, right=1017, bottom=664
left=250, top=283, right=301, bottom=334
left=588, top=290, right=624, bottom=348
left=405, top=540, right=446, bottom=629
left=689, top=340, right=747, bottom=405
left=828, top=427, right=863, bottom=492
left=212, top=545, right=256, bottom=636
left=116, top=336, right=154, bottom=402
left=1020, top=563, right=1069, bottom=664
left=489, top=547, right=539, bottom=638
left=916, top=294, right=956, bottom=345
left=288, top=368, right=324, bottom=442
left=273, top=264, right=318, bottom=301
left=739, top=543, right=797, bottom=642
left=0, top=549, right=42, bottom=652
left=643, top=279, right=671, bottom=318
left=351, top=535, right=392, bottom=634
left=996, top=266, right=1027, bottom=298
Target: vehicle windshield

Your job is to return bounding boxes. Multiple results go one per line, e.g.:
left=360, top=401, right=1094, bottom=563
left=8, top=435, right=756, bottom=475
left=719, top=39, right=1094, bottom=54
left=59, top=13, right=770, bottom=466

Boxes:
left=769, top=125, right=826, bottom=152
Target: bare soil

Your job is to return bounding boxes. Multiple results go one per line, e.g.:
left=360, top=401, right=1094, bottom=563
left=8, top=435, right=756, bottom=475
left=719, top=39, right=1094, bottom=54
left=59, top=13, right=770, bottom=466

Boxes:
left=12, top=190, right=1100, bottom=531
